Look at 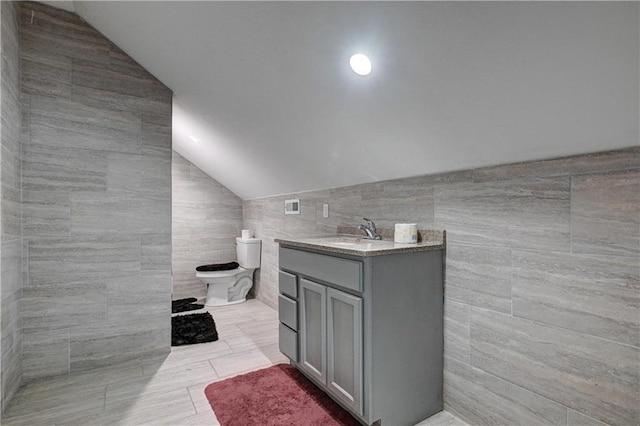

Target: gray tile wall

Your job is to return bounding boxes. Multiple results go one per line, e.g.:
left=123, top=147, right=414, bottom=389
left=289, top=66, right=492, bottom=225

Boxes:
left=243, top=147, right=639, bottom=425
left=20, top=2, right=172, bottom=381
left=0, top=0, right=23, bottom=415
left=172, top=152, right=243, bottom=300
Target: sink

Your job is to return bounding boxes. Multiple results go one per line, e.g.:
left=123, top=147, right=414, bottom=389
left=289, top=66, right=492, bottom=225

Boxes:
left=275, top=231, right=445, bottom=257
left=305, top=236, right=369, bottom=245
left=302, top=235, right=388, bottom=249
left=327, top=236, right=366, bottom=242
left=331, top=241, right=361, bottom=247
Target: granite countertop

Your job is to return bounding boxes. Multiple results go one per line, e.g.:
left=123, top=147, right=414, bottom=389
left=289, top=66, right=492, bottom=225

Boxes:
left=274, top=227, right=445, bottom=257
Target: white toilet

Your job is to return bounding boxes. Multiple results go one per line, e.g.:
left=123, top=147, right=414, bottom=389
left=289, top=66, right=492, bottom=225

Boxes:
left=195, top=237, right=262, bottom=307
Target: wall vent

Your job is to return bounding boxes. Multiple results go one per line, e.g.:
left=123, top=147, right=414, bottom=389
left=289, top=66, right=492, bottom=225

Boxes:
left=284, top=199, right=300, bottom=215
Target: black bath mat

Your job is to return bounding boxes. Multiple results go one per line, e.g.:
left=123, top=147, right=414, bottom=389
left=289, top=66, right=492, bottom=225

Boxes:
left=172, top=312, right=218, bottom=346
left=172, top=297, right=204, bottom=313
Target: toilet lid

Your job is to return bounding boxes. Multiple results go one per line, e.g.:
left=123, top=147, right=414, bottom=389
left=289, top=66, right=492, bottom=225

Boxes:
left=196, top=262, right=239, bottom=272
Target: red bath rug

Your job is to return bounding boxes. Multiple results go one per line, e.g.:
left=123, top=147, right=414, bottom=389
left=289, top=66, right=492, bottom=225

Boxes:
left=204, top=363, right=361, bottom=426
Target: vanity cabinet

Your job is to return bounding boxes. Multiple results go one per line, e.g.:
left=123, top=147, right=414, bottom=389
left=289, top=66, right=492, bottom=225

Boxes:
left=277, top=243, right=444, bottom=426
left=298, top=278, right=326, bottom=382
left=278, top=271, right=298, bottom=362
left=299, top=277, right=363, bottom=415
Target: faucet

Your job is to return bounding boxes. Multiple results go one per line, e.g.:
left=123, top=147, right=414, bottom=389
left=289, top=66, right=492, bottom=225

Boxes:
left=358, top=217, right=382, bottom=240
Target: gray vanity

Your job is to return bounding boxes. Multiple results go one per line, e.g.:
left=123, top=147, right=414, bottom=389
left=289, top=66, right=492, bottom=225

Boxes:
left=275, top=232, right=445, bottom=426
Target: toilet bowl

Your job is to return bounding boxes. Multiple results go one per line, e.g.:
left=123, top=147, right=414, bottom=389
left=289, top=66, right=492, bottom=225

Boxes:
left=195, top=237, right=261, bottom=307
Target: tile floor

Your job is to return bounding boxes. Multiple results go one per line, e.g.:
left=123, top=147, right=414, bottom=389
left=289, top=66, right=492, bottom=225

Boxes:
left=3, top=299, right=466, bottom=426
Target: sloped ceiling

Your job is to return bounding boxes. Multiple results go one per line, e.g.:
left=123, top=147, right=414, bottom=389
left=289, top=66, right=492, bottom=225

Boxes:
left=46, top=1, right=639, bottom=199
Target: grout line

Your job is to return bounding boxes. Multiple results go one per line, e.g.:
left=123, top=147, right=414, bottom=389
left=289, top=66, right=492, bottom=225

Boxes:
left=569, top=175, right=573, bottom=254
left=509, top=249, right=513, bottom=317
left=103, top=385, right=107, bottom=410
left=186, top=386, right=198, bottom=415
left=208, top=359, right=220, bottom=378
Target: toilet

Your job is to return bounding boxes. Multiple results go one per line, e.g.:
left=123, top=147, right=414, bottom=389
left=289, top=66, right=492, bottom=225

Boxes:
left=195, top=237, right=262, bottom=307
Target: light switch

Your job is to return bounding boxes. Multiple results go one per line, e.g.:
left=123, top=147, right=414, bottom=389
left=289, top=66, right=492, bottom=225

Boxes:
left=322, top=203, right=329, bottom=218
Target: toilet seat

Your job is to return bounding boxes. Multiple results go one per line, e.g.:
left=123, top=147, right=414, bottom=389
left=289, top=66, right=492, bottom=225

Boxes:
left=196, top=267, right=246, bottom=279
left=196, top=261, right=239, bottom=272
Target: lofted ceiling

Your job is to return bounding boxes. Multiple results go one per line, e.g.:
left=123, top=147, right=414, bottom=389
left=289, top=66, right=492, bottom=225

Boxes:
left=41, top=1, right=638, bottom=199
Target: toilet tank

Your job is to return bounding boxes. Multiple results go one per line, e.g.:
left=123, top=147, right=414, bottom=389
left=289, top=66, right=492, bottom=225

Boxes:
left=236, top=237, right=261, bottom=269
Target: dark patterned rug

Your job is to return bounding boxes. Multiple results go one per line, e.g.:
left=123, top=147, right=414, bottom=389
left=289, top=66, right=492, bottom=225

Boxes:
left=172, top=297, right=204, bottom=313
left=171, top=312, right=218, bottom=346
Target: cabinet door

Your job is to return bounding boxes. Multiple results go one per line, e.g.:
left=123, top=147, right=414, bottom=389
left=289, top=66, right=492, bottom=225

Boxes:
left=327, top=287, right=363, bottom=416
left=299, top=278, right=327, bottom=384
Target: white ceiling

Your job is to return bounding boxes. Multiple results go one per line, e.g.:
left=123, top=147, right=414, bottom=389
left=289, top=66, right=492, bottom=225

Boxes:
left=44, top=1, right=638, bottom=199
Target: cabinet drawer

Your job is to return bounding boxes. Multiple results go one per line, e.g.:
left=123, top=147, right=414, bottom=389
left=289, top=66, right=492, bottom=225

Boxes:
left=280, top=247, right=363, bottom=293
left=279, top=270, right=297, bottom=299
left=279, top=323, right=298, bottom=362
left=278, top=294, right=297, bottom=330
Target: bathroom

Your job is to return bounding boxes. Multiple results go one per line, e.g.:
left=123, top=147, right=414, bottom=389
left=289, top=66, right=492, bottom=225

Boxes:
left=0, top=1, right=638, bottom=425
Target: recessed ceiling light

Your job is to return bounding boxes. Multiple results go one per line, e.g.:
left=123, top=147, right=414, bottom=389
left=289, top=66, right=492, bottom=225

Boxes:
left=349, top=54, right=372, bottom=76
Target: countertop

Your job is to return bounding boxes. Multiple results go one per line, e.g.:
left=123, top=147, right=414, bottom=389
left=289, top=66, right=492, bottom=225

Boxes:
left=275, top=228, right=445, bottom=257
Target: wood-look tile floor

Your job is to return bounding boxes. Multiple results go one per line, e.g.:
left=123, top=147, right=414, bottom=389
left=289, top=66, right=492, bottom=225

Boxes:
left=3, top=299, right=466, bottom=426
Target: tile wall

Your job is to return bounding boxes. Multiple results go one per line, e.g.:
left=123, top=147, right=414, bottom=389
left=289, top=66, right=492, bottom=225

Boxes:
left=172, top=152, right=243, bottom=300
left=2, top=2, right=637, bottom=424
left=243, top=147, right=639, bottom=425
left=0, top=0, right=22, bottom=414
left=19, top=2, right=173, bottom=380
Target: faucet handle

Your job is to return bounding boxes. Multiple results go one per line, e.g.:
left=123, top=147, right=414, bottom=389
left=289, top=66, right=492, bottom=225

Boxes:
left=363, top=217, right=376, bottom=230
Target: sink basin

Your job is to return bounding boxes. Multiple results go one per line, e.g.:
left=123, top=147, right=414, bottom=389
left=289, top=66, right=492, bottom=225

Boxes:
left=301, top=235, right=388, bottom=249
left=305, top=236, right=370, bottom=245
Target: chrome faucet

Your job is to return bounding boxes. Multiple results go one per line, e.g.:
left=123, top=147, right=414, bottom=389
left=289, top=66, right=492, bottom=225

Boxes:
left=358, top=217, right=382, bottom=240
